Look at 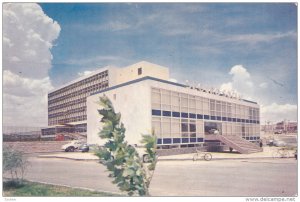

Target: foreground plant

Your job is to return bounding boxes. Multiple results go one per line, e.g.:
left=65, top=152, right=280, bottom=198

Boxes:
left=3, top=146, right=30, bottom=184
left=95, top=96, right=157, bottom=196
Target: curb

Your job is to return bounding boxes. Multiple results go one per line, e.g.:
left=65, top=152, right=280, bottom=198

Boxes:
left=38, top=155, right=295, bottom=162
left=158, top=157, right=271, bottom=161
left=38, top=155, right=99, bottom=161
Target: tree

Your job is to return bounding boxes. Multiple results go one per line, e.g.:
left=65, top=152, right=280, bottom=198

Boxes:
left=3, top=145, right=30, bottom=184
left=95, top=95, right=157, bottom=196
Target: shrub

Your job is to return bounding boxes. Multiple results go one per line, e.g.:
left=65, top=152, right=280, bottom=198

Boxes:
left=95, top=96, right=157, bottom=196
left=3, top=145, right=30, bottom=184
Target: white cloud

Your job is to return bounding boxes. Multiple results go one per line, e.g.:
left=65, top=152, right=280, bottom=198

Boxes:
left=222, top=65, right=254, bottom=99
left=220, top=82, right=233, bottom=92
left=261, top=103, right=297, bottom=123
left=220, top=65, right=297, bottom=123
left=3, top=70, right=53, bottom=97
left=3, top=3, right=60, bottom=127
left=78, top=70, right=93, bottom=77
left=221, top=31, right=296, bottom=45
left=3, top=3, right=60, bottom=79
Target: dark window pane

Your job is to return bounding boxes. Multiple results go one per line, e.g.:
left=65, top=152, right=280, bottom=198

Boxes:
left=181, top=123, right=188, bottom=132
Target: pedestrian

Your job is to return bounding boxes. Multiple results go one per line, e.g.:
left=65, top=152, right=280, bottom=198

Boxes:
left=259, top=140, right=263, bottom=148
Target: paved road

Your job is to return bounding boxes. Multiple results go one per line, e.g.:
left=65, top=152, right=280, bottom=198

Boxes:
left=24, top=157, right=122, bottom=194
left=24, top=156, right=297, bottom=197
left=149, top=158, right=297, bottom=197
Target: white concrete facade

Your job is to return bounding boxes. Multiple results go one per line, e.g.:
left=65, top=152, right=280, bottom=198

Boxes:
left=87, top=80, right=153, bottom=145
left=87, top=77, right=260, bottom=147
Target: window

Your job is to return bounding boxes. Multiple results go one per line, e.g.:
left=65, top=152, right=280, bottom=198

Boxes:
left=189, top=120, right=196, bottom=137
left=152, top=117, right=161, bottom=137
left=138, top=67, right=142, bottom=75
left=181, top=119, right=189, bottom=137
left=162, top=117, right=171, bottom=137
left=171, top=119, right=181, bottom=137
left=181, top=94, right=188, bottom=113
left=196, top=120, right=204, bottom=137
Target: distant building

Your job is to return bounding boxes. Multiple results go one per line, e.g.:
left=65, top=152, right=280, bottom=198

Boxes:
left=261, top=120, right=297, bottom=133
left=275, top=121, right=297, bottom=133
left=45, top=61, right=262, bottom=153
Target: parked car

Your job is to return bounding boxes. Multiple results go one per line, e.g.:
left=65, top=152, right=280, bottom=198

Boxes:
left=273, top=140, right=287, bottom=147
left=266, top=139, right=274, bottom=146
left=62, top=140, right=85, bottom=152
left=274, top=130, right=283, bottom=134
left=78, top=143, right=89, bottom=152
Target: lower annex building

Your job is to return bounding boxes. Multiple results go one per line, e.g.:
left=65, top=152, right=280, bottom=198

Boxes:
left=47, top=61, right=262, bottom=153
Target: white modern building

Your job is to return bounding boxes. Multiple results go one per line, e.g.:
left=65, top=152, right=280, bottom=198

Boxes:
left=45, top=61, right=262, bottom=153
left=43, top=61, right=168, bottom=137
left=85, top=61, right=262, bottom=154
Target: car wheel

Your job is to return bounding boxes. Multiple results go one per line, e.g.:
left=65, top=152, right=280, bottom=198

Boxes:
left=68, top=146, right=75, bottom=152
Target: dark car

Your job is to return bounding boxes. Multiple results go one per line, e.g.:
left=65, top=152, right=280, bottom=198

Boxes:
left=78, top=144, right=89, bottom=152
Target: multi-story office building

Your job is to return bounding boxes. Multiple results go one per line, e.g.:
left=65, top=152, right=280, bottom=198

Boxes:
left=86, top=61, right=262, bottom=154
left=45, top=60, right=261, bottom=153
left=43, top=61, right=169, bottom=137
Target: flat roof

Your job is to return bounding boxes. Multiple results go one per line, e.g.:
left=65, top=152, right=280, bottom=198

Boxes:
left=90, top=76, right=258, bottom=105
left=49, top=66, right=114, bottom=94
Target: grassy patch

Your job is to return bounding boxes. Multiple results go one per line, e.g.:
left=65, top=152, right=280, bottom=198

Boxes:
left=3, top=180, right=121, bottom=197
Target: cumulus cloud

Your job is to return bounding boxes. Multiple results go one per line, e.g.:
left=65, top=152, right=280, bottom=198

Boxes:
left=219, top=65, right=254, bottom=100
left=3, top=70, right=53, bottom=97
left=220, top=82, right=233, bottom=92
left=261, top=103, right=297, bottom=123
left=220, top=65, right=297, bottom=122
left=3, top=3, right=60, bottom=127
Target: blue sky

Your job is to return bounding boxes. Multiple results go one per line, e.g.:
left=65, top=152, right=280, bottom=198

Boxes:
left=3, top=3, right=297, bottom=125
left=41, top=4, right=296, bottom=90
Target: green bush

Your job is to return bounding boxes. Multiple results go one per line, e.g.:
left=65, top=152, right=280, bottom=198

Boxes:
left=95, top=96, right=157, bottom=196
left=3, top=146, right=30, bottom=184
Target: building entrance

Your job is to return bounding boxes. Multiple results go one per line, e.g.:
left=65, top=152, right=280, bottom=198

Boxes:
left=204, top=122, right=222, bottom=135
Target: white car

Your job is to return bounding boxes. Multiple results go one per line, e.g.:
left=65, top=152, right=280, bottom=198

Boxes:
left=62, top=140, right=85, bottom=152
left=273, top=140, right=287, bottom=147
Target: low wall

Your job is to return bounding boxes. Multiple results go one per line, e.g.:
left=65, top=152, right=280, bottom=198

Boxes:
left=3, top=141, right=69, bottom=154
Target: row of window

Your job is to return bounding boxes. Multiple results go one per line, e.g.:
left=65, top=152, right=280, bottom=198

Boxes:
left=49, top=107, right=86, bottom=118
left=156, top=136, right=260, bottom=145
left=152, top=116, right=260, bottom=139
left=152, top=109, right=260, bottom=124
left=49, top=81, right=109, bottom=106
left=49, top=100, right=86, bottom=114
left=151, top=88, right=259, bottom=120
left=157, top=138, right=204, bottom=145
left=49, top=71, right=108, bottom=100
left=49, top=115, right=87, bottom=126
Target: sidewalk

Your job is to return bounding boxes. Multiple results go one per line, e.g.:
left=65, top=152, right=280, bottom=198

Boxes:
left=159, top=147, right=295, bottom=161
left=38, top=146, right=296, bottom=161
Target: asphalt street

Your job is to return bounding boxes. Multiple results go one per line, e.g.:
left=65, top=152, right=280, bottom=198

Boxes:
left=149, top=158, right=297, bottom=197
left=24, top=156, right=297, bottom=197
left=24, top=157, right=122, bottom=194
